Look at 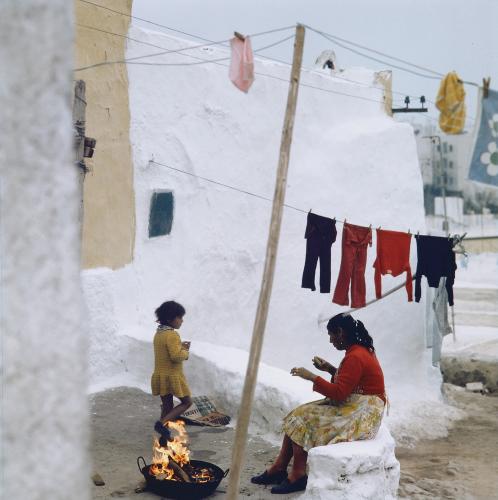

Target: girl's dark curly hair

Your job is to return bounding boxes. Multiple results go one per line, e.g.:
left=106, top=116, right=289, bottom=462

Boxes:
left=155, top=300, right=186, bottom=326
left=326, top=313, right=375, bottom=352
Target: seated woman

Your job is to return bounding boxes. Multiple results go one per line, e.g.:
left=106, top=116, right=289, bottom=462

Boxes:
left=251, top=313, right=386, bottom=494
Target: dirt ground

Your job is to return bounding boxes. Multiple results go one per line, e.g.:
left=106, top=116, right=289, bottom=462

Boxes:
left=90, top=385, right=498, bottom=500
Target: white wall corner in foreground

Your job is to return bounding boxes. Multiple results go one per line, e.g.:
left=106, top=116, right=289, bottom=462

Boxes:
left=304, top=425, right=400, bottom=500
left=0, top=2, right=89, bottom=499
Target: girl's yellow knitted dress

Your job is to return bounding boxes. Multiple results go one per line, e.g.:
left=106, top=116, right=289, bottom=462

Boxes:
left=151, top=325, right=191, bottom=397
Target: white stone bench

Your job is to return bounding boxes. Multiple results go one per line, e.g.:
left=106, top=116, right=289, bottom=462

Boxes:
left=303, top=424, right=399, bottom=499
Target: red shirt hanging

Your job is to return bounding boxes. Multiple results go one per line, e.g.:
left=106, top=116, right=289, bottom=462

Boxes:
left=373, top=228, right=413, bottom=301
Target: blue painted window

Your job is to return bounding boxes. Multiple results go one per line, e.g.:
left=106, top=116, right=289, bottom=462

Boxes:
left=148, top=192, right=174, bottom=237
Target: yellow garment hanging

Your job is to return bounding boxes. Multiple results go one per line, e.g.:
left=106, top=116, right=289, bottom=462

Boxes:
left=436, top=71, right=466, bottom=134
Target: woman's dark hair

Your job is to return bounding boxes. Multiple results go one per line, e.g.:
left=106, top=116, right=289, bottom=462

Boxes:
left=326, top=313, right=375, bottom=352
left=155, top=301, right=186, bottom=326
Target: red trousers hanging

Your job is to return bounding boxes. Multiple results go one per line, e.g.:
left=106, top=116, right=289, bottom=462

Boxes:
left=332, top=223, right=372, bottom=308
left=373, top=229, right=413, bottom=301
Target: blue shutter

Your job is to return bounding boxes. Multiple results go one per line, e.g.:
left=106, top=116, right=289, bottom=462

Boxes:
left=149, top=192, right=174, bottom=237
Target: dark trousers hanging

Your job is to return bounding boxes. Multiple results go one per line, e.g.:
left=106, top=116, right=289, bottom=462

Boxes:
left=301, top=213, right=337, bottom=293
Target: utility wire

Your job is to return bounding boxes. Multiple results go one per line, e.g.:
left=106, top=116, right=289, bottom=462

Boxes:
left=306, top=25, right=480, bottom=87
left=76, top=22, right=426, bottom=104
left=77, top=0, right=295, bottom=67
left=148, top=159, right=425, bottom=233
left=79, top=0, right=482, bottom=90
left=75, top=18, right=479, bottom=126
left=124, top=35, right=295, bottom=67
left=76, top=22, right=388, bottom=106
left=306, top=25, right=444, bottom=77
left=75, top=33, right=295, bottom=71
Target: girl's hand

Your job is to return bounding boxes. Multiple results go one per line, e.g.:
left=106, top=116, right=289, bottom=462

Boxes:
left=182, top=341, right=191, bottom=350
left=290, top=367, right=316, bottom=382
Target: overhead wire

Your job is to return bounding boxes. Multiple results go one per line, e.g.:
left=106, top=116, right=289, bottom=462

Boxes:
left=76, top=4, right=479, bottom=127
left=75, top=22, right=389, bottom=105
left=125, top=35, right=296, bottom=67
left=75, top=33, right=295, bottom=71
left=77, top=0, right=296, bottom=67
left=305, top=25, right=480, bottom=88
left=148, top=159, right=424, bottom=234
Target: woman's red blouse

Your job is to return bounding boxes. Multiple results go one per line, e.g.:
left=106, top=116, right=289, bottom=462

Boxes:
left=313, top=344, right=386, bottom=403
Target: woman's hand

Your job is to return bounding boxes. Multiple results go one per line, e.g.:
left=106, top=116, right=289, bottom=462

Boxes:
left=290, top=367, right=317, bottom=382
left=312, top=356, right=336, bottom=375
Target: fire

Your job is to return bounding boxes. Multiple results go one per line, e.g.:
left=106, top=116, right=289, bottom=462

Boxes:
left=149, top=420, right=217, bottom=483
left=150, top=420, right=194, bottom=481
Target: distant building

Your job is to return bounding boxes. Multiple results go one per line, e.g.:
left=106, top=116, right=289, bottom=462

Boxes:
left=411, top=119, right=498, bottom=215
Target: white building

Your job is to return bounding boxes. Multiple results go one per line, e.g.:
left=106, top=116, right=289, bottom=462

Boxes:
left=81, top=25, right=457, bottom=452
left=1, top=2, right=89, bottom=499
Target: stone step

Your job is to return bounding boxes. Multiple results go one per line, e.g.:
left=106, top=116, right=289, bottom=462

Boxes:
left=453, top=312, right=498, bottom=328
left=454, top=287, right=498, bottom=303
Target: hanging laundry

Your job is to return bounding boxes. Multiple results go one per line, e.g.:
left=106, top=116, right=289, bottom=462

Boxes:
left=425, top=278, right=452, bottom=366
left=468, top=88, right=498, bottom=187
left=414, top=235, right=457, bottom=306
left=301, top=212, right=337, bottom=293
left=373, top=229, right=413, bottom=301
left=332, top=223, right=372, bottom=308
left=435, top=71, right=466, bottom=134
left=229, top=35, right=254, bottom=93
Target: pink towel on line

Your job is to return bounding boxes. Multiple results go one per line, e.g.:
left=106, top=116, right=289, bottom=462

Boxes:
left=229, top=36, right=254, bottom=93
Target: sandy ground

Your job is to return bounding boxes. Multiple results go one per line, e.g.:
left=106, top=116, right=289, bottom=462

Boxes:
left=90, top=385, right=498, bottom=500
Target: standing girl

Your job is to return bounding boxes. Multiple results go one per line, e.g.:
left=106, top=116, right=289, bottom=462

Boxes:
left=151, top=300, right=192, bottom=443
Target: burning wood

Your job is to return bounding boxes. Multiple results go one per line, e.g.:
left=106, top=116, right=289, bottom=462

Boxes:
left=150, top=420, right=216, bottom=483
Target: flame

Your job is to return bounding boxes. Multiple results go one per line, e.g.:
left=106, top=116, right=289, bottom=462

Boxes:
left=150, top=420, right=191, bottom=481
left=150, top=420, right=216, bottom=483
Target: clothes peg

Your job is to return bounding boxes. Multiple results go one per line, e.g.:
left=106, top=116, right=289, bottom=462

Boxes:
left=407, top=228, right=411, bottom=235
left=309, top=208, right=312, bottom=214
left=344, top=218, right=347, bottom=224
left=234, top=31, right=246, bottom=41
left=333, top=216, right=336, bottom=221
left=377, top=225, right=381, bottom=230
left=483, top=77, right=491, bottom=98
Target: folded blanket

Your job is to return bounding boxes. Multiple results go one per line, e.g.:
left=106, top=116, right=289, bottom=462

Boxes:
left=181, top=396, right=231, bottom=427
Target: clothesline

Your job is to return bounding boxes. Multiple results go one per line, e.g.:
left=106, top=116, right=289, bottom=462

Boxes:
left=78, top=0, right=482, bottom=90
left=317, top=277, right=417, bottom=324
left=148, top=158, right=463, bottom=238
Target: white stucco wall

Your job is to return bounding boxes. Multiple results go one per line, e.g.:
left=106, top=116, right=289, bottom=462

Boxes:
left=83, top=26, right=453, bottom=441
left=0, top=2, right=89, bottom=499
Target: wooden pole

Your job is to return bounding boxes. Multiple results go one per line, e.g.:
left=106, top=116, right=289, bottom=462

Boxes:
left=226, top=24, right=305, bottom=499
left=73, top=80, right=86, bottom=228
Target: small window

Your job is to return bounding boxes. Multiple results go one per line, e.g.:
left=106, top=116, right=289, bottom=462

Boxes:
left=449, top=144, right=453, bottom=152
left=449, top=161, right=454, bottom=169
left=149, top=192, right=174, bottom=237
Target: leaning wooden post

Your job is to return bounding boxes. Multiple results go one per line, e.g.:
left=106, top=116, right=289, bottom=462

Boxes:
left=72, top=80, right=86, bottom=230
left=226, top=24, right=305, bottom=499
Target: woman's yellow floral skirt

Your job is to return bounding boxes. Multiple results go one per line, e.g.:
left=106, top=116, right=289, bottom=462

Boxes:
left=281, top=394, right=384, bottom=451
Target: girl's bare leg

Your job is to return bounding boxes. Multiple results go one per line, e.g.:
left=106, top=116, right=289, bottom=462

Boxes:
left=288, top=441, right=308, bottom=482
left=266, top=434, right=293, bottom=474
left=160, top=394, right=174, bottom=420
left=160, top=395, right=193, bottom=424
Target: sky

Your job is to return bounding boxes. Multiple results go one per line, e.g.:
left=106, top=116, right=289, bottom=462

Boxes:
left=132, top=0, right=498, bottom=131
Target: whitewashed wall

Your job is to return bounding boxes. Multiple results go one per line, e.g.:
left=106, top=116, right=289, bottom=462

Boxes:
left=0, top=2, right=89, bottom=499
left=84, top=26, right=446, bottom=437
